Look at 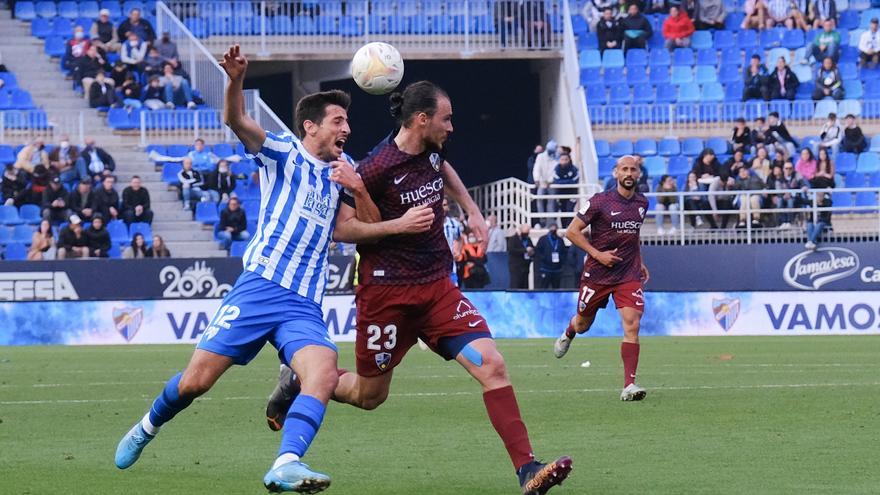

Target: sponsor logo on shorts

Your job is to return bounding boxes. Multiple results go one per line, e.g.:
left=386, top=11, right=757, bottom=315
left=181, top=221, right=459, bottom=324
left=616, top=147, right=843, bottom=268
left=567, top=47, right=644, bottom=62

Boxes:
left=453, top=300, right=480, bottom=320
left=632, top=288, right=645, bottom=306
left=375, top=352, right=392, bottom=371
left=468, top=319, right=483, bottom=328
left=712, top=298, right=741, bottom=332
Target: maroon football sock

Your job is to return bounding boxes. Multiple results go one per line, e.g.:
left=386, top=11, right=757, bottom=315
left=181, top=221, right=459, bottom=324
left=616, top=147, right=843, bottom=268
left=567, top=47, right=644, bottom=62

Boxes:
left=483, top=385, right=534, bottom=470
left=564, top=323, right=576, bottom=339
left=621, top=342, right=640, bottom=387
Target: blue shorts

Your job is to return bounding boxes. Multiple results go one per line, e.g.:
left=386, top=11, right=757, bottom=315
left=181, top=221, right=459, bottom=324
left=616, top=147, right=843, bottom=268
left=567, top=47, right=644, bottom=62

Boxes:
left=197, top=271, right=337, bottom=365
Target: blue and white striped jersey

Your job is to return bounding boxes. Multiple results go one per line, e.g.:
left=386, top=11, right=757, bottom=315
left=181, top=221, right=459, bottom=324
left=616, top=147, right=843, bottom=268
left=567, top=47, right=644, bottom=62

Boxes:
left=241, top=131, right=351, bottom=304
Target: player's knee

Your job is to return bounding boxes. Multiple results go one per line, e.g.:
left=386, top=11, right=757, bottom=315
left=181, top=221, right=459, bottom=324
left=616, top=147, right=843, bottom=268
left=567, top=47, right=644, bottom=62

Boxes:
left=573, top=315, right=591, bottom=331
left=177, top=371, right=214, bottom=398
left=299, top=367, right=340, bottom=400
left=357, top=388, right=388, bottom=411
left=478, top=350, right=510, bottom=386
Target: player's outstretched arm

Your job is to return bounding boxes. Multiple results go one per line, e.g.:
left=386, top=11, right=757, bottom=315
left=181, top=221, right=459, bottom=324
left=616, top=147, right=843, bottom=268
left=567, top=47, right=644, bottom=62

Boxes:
left=220, top=45, right=265, bottom=155
left=565, top=216, right=622, bottom=268
left=329, top=161, right=381, bottom=223
left=333, top=203, right=433, bottom=243
left=441, top=161, right=488, bottom=250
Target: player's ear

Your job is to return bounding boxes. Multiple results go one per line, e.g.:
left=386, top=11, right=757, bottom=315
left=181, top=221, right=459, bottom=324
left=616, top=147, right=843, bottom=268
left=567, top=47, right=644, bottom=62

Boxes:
left=303, top=119, right=317, bottom=137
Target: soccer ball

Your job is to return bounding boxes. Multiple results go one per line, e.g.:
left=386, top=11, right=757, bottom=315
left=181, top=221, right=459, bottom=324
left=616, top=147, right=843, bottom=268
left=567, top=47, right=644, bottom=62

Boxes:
left=350, top=42, right=404, bottom=95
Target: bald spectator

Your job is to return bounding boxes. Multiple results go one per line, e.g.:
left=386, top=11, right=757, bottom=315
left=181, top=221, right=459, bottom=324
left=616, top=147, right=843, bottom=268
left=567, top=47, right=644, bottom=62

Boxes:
left=177, top=158, right=204, bottom=210
left=117, top=8, right=156, bottom=44
left=91, top=9, right=120, bottom=53
left=507, top=224, right=535, bottom=289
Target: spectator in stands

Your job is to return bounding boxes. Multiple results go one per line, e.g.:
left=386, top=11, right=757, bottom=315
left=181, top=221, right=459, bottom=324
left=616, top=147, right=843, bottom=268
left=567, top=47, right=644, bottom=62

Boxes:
left=86, top=214, right=111, bottom=258
left=691, top=148, right=723, bottom=212
left=119, top=72, right=143, bottom=110
left=91, top=9, right=120, bottom=53
left=535, top=223, right=566, bottom=289
left=742, top=0, right=768, bottom=29
left=49, top=135, right=80, bottom=183
left=526, top=144, right=543, bottom=183
left=620, top=3, right=652, bottom=52
left=15, top=165, right=49, bottom=207
left=89, top=71, right=117, bottom=108
left=683, top=171, right=707, bottom=228
left=731, top=118, right=751, bottom=152
left=811, top=20, right=841, bottom=64
left=583, top=1, right=618, bottom=31
left=693, top=0, right=726, bottom=30
left=143, top=47, right=165, bottom=79
left=596, top=7, right=623, bottom=53
left=750, top=146, right=772, bottom=180
left=532, top=140, right=558, bottom=226
left=743, top=55, right=769, bottom=101
left=553, top=153, right=579, bottom=226
left=177, top=157, right=204, bottom=211
left=805, top=193, right=832, bottom=250
left=795, top=148, right=818, bottom=181
left=662, top=5, right=694, bottom=51
left=120, top=32, right=148, bottom=74
left=813, top=57, right=844, bottom=100
left=810, top=0, right=837, bottom=29
left=216, top=197, right=249, bottom=250
left=788, top=0, right=812, bottom=30
left=93, top=175, right=120, bottom=221
left=2, top=164, right=25, bottom=206
left=27, top=219, right=56, bottom=261
left=768, top=57, right=799, bottom=101
left=57, top=214, right=89, bottom=259
left=117, top=8, right=156, bottom=44
left=76, top=46, right=112, bottom=96
left=188, top=139, right=220, bottom=172
left=765, top=0, right=792, bottom=28
left=69, top=180, right=95, bottom=222
left=76, top=138, right=116, bottom=183
left=143, top=76, right=167, bottom=110
left=41, top=177, right=69, bottom=224
left=750, top=116, right=769, bottom=154
left=204, top=160, right=236, bottom=203
left=812, top=147, right=836, bottom=189
left=507, top=224, right=534, bottom=289
left=732, top=166, right=766, bottom=228
left=486, top=214, right=507, bottom=252
left=496, top=1, right=521, bottom=47
left=841, top=114, right=868, bottom=153
left=777, top=161, right=808, bottom=228
left=457, top=231, right=490, bottom=289
left=818, top=113, right=842, bottom=153
left=767, top=111, right=799, bottom=157
left=724, top=149, right=746, bottom=176
left=156, top=31, right=179, bottom=61
left=122, top=176, right=153, bottom=225
left=146, top=235, right=171, bottom=258
left=655, top=174, right=680, bottom=235
left=123, top=233, right=148, bottom=259
left=523, top=0, right=550, bottom=48
left=63, top=26, right=92, bottom=74
left=110, top=59, right=130, bottom=87
left=859, top=18, right=880, bottom=69
left=160, top=63, right=197, bottom=109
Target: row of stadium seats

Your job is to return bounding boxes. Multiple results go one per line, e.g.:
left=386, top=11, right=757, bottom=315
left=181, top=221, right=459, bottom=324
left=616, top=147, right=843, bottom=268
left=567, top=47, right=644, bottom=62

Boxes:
left=598, top=136, right=880, bottom=161
left=14, top=1, right=155, bottom=20
left=107, top=108, right=221, bottom=131
left=586, top=100, right=866, bottom=123
left=30, top=15, right=156, bottom=38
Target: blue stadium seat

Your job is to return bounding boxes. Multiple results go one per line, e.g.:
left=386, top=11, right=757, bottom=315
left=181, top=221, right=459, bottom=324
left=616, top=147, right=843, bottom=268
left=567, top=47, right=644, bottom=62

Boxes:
left=870, top=172, right=880, bottom=187
left=58, top=1, right=79, bottom=19
left=839, top=99, right=862, bottom=117
left=870, top=135, right=880, bottom=153
left=832, top=191, right=854, bottom=209
left=243, top=201, right=259, bottom=220
left=102, top=1, right=123, bottom=18
left=854, top=191, right=878, bottom=209
left=107, top=108, right=136, bottom=130
left=691, top=31, right=713, bottom=51
left=761, top=27, right=785, bottom=49
left=0, top=73, right=17, bottom=91
left=602, top=49, right=624, bottom=69
left=707, top=137, right=730, bottom=155
left=736, top=30, right=758, bottom=51
left=678, top=82, right=701, bottom=102
left=649, top=67, right=670, bottom=84
left=694, top=65, right=717, bottom=84
left=681, top=138, right=704, bottom=156
left=672, top=48, right=695, bottom=66
left=840, top=10, right=860, bottom=30
left=714, top=30, right=735, bottom=50
left=35, top=1, right=57, bottom=18
left=19, top=204, right=41, bottom=225
left=843, top=79, right=864, bottom=99
left=644, top=156, right=667, bottom=176
left=594, top=139, right=610, bottom=157
left=579, top=50, right=601, bottom=69
left=212, top=143, right=234, bottom=158
left=195, top=202, right=220, bottom=224
left=0, top=205, right=24, bottom=226
left=632, top=83, right=654, bottom=104
left=634, top=139, right=657, bottom=157
left=668, top=155, right=690, bottom=176
left=671, top=66, right=693, bottom=84
left=701, top=82, right=724, bottom=102
left=598, top=157, right=616, bottom=177
left=129, top=222, right=153, bottom=240
left=580, top=67, right=600, bottom=86
left=724, top=81, right=744, bottom=101
left=166, top=144, right=191, bottom=157
left=844, top=172, right=867, bottom=187
left=603, top=67, right=625, bottom=85
left=782, top=29, right=805, bottom=50
left=835, top=153, right=858, bottom=174
left=658, top=139, right=680, bottom=157
left=648, top=49, right=671, bottom=67
left=230, top=240, right=248, bottom=257
left=695, top=48, right=717, bottom=66
left=30, top=16, right=52, bottom=38
left=840, top=45, right=860, bottom=64
left=866, top=79, right=880, bottom=99
left=161, top=163, right=182, bottom=186
left=813, top=100, right=838, bottom=120
left=724, top=11, right=745, bottom=31
left=626, top=67, right=649, bottom=85
left=10, top=89, right=35, bottom=110
left=0, top=145, right=15, bottom=165
left=611, top=140, right=633, bottom=157
left=4, top=243, right=27, bottom=260
left=793, top=65, right=813, bottom=84
left=584, top=83, right=606, bottom=103
left=11, top=224, right=33, bottom=244
left=861, top=9, right=880, bottom=29
left=625, top=49, right=648, bottom=67
left=719, top=64, right=740, bottom=84
left=656, top=83, right=677, bottom=103
left=107, top=220, right=129, bottom=245
left=15, top=2, right=37, bottom=20
left=765, top=47, right=791, bottom=70
left=858, top=152, right=880, bottom=173
left=609, top=85, right=631, bottom=104
left=795, top=82, right=815, bottom=101
left=44, top=36, right=66, bottom=57
left=79, top=1, right=101, bottom=18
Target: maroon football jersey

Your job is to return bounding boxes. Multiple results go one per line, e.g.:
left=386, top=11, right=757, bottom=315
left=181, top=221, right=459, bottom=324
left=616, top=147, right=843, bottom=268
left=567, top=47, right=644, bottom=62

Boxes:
left=576, top=188, right=648, bottom=286
left=356, top=137, right=451, bottom=286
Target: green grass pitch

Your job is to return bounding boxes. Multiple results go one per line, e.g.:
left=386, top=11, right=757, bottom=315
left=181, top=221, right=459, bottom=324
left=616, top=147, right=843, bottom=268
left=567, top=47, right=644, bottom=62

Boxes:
left=1, top=337, right=879, bottom=494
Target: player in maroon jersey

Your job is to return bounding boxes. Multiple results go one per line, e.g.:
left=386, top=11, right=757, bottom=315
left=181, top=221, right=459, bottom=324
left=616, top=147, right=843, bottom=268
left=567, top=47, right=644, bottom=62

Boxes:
left=553, top=155, right=651, bottom=401
left=266, top=81, right=572, bottom=494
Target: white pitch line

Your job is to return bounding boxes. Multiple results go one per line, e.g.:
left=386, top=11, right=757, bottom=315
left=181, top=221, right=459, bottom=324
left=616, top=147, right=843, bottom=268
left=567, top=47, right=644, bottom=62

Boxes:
left=2, top=382, right=880, bottom=405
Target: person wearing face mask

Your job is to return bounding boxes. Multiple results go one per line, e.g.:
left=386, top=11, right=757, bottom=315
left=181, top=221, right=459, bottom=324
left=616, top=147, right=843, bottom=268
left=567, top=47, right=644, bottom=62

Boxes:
left=204, top=159, right=237, bottom=203
left=76, top=137, right=116, bottom=183
left=553, top=153, right=579, bottom=227
left=456, top=231, right=490, bottom=289
left=120, top=32, right=148, bottom=74
left=48, top=134, right=80, bottom=183
left=91, top=9, right=120, bottom=53
left=532, top=140, right=558, bottom=226
left=535, top=223, right=567, bottom=289
left=64, top=26, right=92, bottom=74
left=155, top=31, right=179, bottom=61
left=117, top=8, right=156, bottom=44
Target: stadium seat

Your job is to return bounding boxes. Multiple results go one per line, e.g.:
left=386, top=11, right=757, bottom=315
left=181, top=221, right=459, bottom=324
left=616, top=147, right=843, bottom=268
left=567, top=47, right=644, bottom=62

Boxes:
left=602, top=49, right=624, bottom=69
left=724, top=82, right=744, bottom=101
left=34, top=1, right=57, bottom=18
left=603, top=67, right=625, bottom=86
left=678, top=83, right=701, bottom=103
left=609, top=85, right=631, bottom=104
left=832, top=191, right=854, bottom=209
left=626, top=67, right=649, bottom=86
left=212, top=143, right=235, bottom=158
left=10, top=89, right=35, bottom=110
left=58, top=1, right=79, bottom=18
left=839, top=99, right=862, bottom=117
left=871, top=135, right=880, bottom=153
left=836, top=153, right=858, bottom=174
left=672, top=48, right=695, bottom=66
left=694, top=65, right=717, bottom=84
left=584, top=83, right=606, bottom=104
left=195, top=202, right=220, bottom=224
left=813, top=100, right=838, bottom=120
left=860, top=9, right=880, bottom=29
left=844, top=172, right=867, bottom=187
left=4, top=243, right=27, bottom=260
left=843, top=79, right=864, bottom=99
left=793, top=65, right=813, bottom=84
left=840, top=10, right=860, bottom=30
left=671, top=66, right=693, bottom=84
left=598, top=157, right=616, bottom=177
left=30, top=16, right=52, bottom=38
left=44, top=36, right=66, bottom=57
left=19, top=204, right=41, bottom=225
left=579, top=50, right=601, bottom=69
left=625, top=49, right=648, bottom=67
left=107, top=220, right=129, bottom=245
left=129, top=222, right=153, bottom=241
left=656, top=83, right=677, bottom=103
left=761, top=27, right=786, bottom=49
left=15, top=1, right=37, bottom=20
left=11, top=224, right=33, bottom=244
left=632, top=83, right=655, bottom=105
left=0, top=145, right=15, bottom=165
left=657, top=138, right=680, bottom=157
left=648, top=49, right=671, bottom=67
left=681, top=138, right=704, bottom=156
left=107, top=244, right=122, bottom=259
left=724, top=11, right=745, bottom=31
left=854, top=191, right=878, bottom=209
left=107, top=108, right=136, bottom=130
left=765, top=47, right=791, bottom=70
left=668, top=155, right=691, bottom=176
left=718, top=64, right=740, bottom=84
left=695, top=49, right=717, bottom=66
left=0, top=205, right=24, bottom=226
left=580, top=67, right=600, bottom=86
left=691, top=31, right=713, bottom=50
left=870, top=172, right=880, bottom=187
left=857, top=152, right=880, bottom=173
left=634, top=139, right=657, bottom=157
left=611, top=140, right=633, bottom=157
left=79, top=1, right=101, bottom=18
left=706, top=137, right=729, bottom=156
left=644, top=156, right=666, bottom=176
left=736, top=30, right=759, bottom=51
left=166, top=144, right=191, bottom=157
left=649, top=67, right=670, bottom=84
left=782, top=29, right=805, bottom=50
left=594, top=140, right=610, bottom=157
left=230, top=240, right=248, bottom=257
left=714, top=30, right=735, bottom=50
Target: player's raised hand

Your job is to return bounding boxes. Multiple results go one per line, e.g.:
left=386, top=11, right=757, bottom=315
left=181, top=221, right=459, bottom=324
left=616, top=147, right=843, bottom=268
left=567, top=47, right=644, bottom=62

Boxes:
left=219, top=45, right=247, bottom=82
left=329, top=161, right=363, bottom=192
left=641, top=263, right=650, bottom=284
left=396, top=204, right=435, bottom=234
left=594, top=248, right=622, bottom=268
left=466, top=210, right=489, bottom=251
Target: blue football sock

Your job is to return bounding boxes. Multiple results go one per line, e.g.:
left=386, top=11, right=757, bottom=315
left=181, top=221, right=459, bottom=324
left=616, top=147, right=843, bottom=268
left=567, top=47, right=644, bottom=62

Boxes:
left=148, top=372, right=194, bottom=428
left=278, top=394, right=326, bottom=458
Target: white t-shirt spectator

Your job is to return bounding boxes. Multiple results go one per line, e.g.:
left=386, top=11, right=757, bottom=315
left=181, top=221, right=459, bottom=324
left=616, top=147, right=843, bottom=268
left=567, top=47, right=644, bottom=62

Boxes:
left=859, top=29, right=880, bottom=54
left=532, top=150, right=558, bottom=187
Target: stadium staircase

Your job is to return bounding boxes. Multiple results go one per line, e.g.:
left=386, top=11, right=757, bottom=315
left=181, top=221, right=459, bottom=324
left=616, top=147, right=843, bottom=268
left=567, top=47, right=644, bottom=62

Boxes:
left=0, top=6, right=225, bottom=258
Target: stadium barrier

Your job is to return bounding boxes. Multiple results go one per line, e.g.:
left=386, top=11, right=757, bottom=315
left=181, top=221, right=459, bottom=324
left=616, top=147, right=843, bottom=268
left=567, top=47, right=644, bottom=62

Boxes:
left=0, top=110, right=84, bottom=143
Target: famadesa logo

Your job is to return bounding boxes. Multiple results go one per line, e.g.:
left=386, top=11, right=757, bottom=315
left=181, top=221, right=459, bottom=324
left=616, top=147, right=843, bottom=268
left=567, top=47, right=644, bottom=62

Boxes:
left=783, top=248, right=860, bottom=290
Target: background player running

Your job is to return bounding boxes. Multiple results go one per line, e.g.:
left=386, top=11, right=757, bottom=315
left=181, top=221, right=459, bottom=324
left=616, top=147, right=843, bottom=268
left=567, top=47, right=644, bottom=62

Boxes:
left=266, top=81, right=572, bottom=495
left=113, top=45, right=432, bottom=494
left=553, top=155, right=651, bottom=402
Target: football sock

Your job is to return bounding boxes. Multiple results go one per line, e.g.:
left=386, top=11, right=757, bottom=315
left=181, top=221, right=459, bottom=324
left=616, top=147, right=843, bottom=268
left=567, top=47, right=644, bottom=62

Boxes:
left=621, top=342, right=640, bottom=387
left=272, top=452, right=300, bottom=470
left=564, top=323, right=576, bottom=339
left=279, top=394, right=326, bottom=457
left=483, top=386, right=534, bottom=470
left=148, top=372, right=194, bottom=429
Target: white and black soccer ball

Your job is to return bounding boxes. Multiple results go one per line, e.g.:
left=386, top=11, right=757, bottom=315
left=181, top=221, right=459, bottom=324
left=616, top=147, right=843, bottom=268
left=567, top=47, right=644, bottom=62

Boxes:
left=350, top=42, right=404, bottom=95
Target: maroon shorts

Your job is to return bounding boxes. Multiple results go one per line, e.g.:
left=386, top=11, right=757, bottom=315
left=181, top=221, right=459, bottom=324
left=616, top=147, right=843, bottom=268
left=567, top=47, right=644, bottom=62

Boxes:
left=354, top=277, right=491, bottom=377
left=576, top=280, right=645, bottom=319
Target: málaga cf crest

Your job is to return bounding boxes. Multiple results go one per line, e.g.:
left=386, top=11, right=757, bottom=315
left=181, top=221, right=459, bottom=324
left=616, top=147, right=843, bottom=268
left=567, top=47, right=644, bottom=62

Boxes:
left=712, top=298, right=740, bottom=332
left=113, top=307, right=144, bottom=342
